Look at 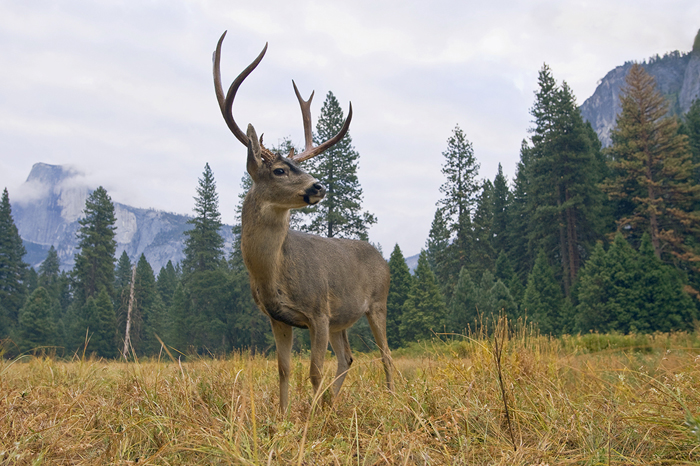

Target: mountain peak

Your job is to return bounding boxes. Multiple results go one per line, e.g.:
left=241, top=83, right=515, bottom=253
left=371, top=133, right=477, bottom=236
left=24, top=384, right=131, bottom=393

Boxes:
left=26, top=163, right=81, bottom=185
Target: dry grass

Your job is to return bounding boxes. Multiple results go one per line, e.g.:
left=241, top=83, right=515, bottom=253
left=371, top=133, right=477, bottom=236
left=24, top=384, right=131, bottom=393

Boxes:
left=2, top=328, right=700, bottom=465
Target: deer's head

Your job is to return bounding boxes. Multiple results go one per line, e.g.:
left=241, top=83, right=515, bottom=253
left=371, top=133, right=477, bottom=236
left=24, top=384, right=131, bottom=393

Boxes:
left=213, top=31, right=352, bottom=209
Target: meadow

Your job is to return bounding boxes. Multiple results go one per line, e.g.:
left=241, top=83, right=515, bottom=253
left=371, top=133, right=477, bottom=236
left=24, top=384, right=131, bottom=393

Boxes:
left=2, top=324, right=700, bottom=465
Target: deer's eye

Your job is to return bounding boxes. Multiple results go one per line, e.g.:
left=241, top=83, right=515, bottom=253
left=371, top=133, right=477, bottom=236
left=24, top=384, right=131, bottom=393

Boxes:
left=273, top=168, right=285, bottom=176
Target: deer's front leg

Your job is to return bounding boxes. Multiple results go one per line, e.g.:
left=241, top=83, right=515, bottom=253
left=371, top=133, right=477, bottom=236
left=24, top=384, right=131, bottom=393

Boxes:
left=270, top=319, right=293, bottom=413
left=308, top=318, right=329, bottom=401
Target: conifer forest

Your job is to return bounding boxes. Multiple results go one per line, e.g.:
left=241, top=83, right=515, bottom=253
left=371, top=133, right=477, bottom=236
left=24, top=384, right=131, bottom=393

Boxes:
left=2, top=64, right=700, bottom=360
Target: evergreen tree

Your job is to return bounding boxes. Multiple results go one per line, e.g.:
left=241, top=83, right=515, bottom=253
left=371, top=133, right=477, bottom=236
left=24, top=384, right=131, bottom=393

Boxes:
left=39, top=246, right=60, bottom=288
left=113, top=251, right=133, bottom=347
left=527, top=67, right=606, bottom=295
left=132, top=254, right=166, bottom=355
left=636, top=234, right=696, bottom=332
left=400, top=250, right=447, bottom=342
left=386, top=244, right=412, bottom=348
left=434, top=125, right=481, bottom=292
left=684, top=98, right=700, bottom=184
left=180, top=164, right=230, bottom=353
left=73, top=186, right=117, bottom=304
left=17, top=287, right=56, bottom=353
left=114, top=251, right=133, bottom=290
left=490, top=279, right=518, bottom=321
left=472, top=180, right=496, bottom=274
left=156, top=260, right=178, bottom=310
left=491, top=163, right=511, bottom=255
left=449, top=267, right=480, bottom=333
left=522, top=249, right=564, bottom=335
left=576, top=234, right=696, bottom=333
left=0, top=188, right=28, bottom=330
left=182, top=163, right=225, bottom=275
left=83, top=288, right=118, bottom=358
left=507, top=141, right=536, bottom=281
left=25, top=268, right=38, bottom=295
left=300, top=91, right=376, bottom=240
left=495, top=250, right=524, bottom=307
left=426, top=207, right=454, bottom=289
left=602, top=64, right=700, bottom=263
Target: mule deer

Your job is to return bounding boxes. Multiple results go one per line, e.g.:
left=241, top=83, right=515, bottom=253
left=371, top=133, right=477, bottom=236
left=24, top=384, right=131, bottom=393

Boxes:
left=213, top=32, right=394, bottom=411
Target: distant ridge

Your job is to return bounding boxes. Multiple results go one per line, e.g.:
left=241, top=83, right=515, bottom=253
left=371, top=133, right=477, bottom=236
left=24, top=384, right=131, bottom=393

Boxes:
left=580, top=29, right=700, bottom=146
left=13, top=163, right=234, bottom=271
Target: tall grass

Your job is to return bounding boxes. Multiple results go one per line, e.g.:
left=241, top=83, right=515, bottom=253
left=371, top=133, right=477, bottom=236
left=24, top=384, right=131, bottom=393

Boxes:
left=2, top=326, right=700, bottom=464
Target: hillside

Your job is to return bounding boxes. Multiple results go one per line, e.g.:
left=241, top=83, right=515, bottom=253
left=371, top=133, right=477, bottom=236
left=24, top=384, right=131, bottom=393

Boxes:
left=580, top=30, right=700, bottom=146
left=12, top=163, right=234, bottom=272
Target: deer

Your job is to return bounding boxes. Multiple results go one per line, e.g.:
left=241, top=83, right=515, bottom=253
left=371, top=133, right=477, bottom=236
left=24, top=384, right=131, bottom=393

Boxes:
left=212, top=31, right=394, bottom=412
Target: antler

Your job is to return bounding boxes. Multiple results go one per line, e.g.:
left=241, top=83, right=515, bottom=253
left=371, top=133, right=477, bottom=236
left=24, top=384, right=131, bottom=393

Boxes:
left=289, top=82, right=353, bottom=163
left=213, top=31, right=353, bottom=163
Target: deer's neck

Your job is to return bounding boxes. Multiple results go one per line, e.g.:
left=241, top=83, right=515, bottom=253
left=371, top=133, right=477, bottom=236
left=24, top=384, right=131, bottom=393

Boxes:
left=240, top=190, right=290, bottom=288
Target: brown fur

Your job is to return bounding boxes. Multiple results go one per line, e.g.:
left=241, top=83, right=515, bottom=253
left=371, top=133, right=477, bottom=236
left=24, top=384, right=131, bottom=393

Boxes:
left=242, top=125, right=394, bottom=411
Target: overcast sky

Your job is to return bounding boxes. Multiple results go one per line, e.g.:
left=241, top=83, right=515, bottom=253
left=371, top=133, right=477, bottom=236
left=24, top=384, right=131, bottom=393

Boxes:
left=1, top=1, right=698, bottom=258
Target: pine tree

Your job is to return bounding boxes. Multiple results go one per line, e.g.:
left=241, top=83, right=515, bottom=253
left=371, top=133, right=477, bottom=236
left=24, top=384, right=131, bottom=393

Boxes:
left=684, top=99, right=700, bottom=184
left=522, top=249, right=564, bottom=335
left=39, top=246, right=60, bottom=288
left=508, top=141, right=536, bottom=280
left=449, top=267, right=480, bottom=333
left=132, top=254, right=166, bottom=355
left=490, top=279, right=518, bottom=321
left=400, top=250, right=447, bottom=342
left=527, top=66, right=606, bottom=295
left=495, top=251, right=524, bottom=309
left=84, top=288, right=118, bottom=358
left=114, top=251, right=133, bottom=290
left=636, top=234, right=696, bottom=332
left=426, top=207, right=454, bottom=290
left=602, top=64, right=700, bottom=263
left=0, top=188, right=28, bottom=330
left=491, top=164, right=511, bottom=255
left=17, top=287, right=56, bottom=353
left=386, top=244, right=412, bottom=348
left=300, top=91, right=376, bottom=240
left=156, top=260, right=178, bottom=310
left=472, top=180, right=496, bottom=274
left=435, top=125, right=481, bottom=289
left=179, top=164, right=230, bottom=353
left=182, top=163, right=225, bottom=275
left=576, top=234, right=696, bottom=333
left=73, top=186, right=117, bottom=304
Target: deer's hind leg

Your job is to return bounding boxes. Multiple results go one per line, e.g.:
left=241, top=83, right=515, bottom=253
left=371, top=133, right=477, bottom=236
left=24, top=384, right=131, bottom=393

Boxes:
left=366, top=303, right=394, bottom=392
left=270, top=319, right=293, bottom=413
left=329, top=329, right=353, bottom=397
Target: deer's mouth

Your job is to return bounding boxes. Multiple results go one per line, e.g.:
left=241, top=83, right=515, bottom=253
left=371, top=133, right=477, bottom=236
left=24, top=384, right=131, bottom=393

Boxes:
left=303, top=194, right=321, bottom=205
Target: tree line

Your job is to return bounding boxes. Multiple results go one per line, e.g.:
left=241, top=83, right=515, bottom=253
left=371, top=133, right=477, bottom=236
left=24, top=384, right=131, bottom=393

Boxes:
left=0, top=91, right=377, bottom=358
left=1, top=64, right=700, bottom=358
left=384, top=63, right=700, bottom=346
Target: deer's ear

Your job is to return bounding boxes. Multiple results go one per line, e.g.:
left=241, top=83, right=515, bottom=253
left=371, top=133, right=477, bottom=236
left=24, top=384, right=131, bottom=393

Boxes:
left=246, top=124, right=262, bottom=175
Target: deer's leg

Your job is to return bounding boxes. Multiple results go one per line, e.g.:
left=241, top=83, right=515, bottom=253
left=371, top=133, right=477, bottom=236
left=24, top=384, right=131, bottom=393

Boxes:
left=366, top=305, right=395, bottom=392
left=308, top=319, right=329, bottom=400
left=329, top=329, right=353, bottom=397
left=270, top=318, right=293, bottom=412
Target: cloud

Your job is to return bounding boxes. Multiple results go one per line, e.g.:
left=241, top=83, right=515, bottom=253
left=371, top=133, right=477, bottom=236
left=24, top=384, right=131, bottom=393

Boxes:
left=0, top=0, right=698, bottom=257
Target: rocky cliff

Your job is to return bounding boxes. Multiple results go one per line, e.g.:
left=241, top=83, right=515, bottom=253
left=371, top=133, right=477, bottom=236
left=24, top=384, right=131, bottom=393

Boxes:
left=580, top=30, right=700, bottom=147
left=14, top=163, right=234, bottom=272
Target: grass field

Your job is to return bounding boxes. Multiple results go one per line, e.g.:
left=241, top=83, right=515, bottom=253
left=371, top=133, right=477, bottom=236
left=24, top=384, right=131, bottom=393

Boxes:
left=2, top=324, right=700, bottom=465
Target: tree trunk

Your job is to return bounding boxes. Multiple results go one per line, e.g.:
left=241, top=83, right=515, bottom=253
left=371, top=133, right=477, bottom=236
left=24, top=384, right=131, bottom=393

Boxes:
left=557, top=185, right=570, bottom=296
left=122, top=264, right=137, bottom=358
left=646, top=150, right=662, bottom=258
left=565, top=187, right=579, bottom=284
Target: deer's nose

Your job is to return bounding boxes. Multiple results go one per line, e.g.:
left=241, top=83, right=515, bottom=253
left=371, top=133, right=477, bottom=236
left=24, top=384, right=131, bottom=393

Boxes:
left=313, top=182, right=324, bottom=191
